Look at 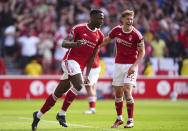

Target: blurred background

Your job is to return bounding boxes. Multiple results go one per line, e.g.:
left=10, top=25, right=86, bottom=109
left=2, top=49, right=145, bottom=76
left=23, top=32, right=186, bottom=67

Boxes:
left=0, top=0, right=188, bottom=100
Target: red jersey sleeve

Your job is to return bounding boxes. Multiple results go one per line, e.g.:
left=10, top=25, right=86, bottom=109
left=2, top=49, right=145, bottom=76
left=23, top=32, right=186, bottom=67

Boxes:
left=108, top=26, right=118, bottom=39
left=70, top=25, right=79, bottom=39
left=134, top=28, right=144, bottom=46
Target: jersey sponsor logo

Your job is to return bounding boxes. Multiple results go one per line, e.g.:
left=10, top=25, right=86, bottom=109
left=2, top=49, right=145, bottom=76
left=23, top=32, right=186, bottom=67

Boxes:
left=82, top=38, right=97, bottom=48
left=116, top=38, right=132, bottom=47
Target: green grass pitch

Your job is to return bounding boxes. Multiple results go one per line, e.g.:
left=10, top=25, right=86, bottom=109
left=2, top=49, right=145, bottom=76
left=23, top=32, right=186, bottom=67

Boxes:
left=0, top=99, right=188, bottom=131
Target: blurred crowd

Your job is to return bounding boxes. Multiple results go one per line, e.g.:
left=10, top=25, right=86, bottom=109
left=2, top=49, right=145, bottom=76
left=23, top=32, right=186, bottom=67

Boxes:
left=0, top=0, right=188, bottom=75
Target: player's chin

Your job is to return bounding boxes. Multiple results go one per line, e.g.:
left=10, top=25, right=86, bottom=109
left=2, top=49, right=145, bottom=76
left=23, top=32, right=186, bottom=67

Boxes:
left=96, top=24, right=102, bottom=28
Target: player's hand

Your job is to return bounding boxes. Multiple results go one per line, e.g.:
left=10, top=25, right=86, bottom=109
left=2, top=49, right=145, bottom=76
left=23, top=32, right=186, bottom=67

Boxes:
left=84, top=75, right=90, bottom=86
left=128, top=65, right=137, bottom=76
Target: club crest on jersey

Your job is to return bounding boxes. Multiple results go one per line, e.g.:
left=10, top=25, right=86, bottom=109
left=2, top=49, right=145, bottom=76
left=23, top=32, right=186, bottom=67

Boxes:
left=129, top=35, right=132, bottom=41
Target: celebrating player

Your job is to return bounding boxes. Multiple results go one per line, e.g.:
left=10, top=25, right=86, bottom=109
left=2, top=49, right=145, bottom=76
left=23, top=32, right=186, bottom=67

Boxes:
left=83, top=54, right=101, bottom=114
left=102, top=10, right=145, bottom=128
left=31, top=10, right=104, bottom=131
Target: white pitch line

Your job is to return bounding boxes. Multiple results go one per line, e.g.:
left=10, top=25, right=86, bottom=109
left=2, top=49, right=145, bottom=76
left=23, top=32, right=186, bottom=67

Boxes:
left=18, top=117, right=125, bottom=131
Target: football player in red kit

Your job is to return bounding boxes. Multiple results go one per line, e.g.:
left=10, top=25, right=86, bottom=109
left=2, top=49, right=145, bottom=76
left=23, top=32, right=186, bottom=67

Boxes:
left=32, top=10, right=104, bottom=131
left=102, top=10, right=145, bottom=128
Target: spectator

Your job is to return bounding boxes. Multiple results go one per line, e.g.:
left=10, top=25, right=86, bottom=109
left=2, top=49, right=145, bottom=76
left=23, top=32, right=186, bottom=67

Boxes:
left=17, top=29, right=40, bottom=69
left=178, top=26, right=188, bottom=51
left=151, top=34, right=167, bottom=58
left=38, top=33, right=53, bottom=73
left=53, top=32, right=68, bottom=73
left=3, top=24, right=17, bottom=62
left=25, top=57, right=42, bottom=76
left=181, top=58, right=188, bottom=76
left=167, top=34, right=184, bottom=58
left=142, top=58, right=154, bottom=76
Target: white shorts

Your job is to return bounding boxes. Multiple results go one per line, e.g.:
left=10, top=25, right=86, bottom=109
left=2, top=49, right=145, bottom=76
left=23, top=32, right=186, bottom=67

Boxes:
left=112, top=64, right=138, bottom=86
left=61, top=60, right=82, bottom=80
left=83, top=66, right=101, bottom=86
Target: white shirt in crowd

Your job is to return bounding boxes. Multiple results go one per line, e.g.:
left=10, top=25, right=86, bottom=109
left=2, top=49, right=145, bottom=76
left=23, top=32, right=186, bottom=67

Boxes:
left=18, top=35, right=40, bottom=57
left=4, top=25, right=16, bottom=47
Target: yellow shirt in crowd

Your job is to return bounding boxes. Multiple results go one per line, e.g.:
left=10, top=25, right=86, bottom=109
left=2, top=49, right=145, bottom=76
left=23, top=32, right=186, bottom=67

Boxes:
left=151, top=39, right=165, bottom=58
left=181, top=59, right=188, bottom=76
left=25, top=60, right=42, bottom=76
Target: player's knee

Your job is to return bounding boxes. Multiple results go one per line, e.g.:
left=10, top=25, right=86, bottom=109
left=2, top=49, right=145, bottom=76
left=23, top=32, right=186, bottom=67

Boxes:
left=52, top=93, right=60, bottom=100
left=126, top=97, right=134, bottom=103
left=115, top=97, right=123, bottom=102
left=54, top=91, right=62, bottom=98
left=74, top=83, right=84, bottom=91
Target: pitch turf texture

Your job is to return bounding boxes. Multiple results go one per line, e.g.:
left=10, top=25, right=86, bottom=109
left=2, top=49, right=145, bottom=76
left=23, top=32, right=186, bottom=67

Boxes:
left=0, top=100, right=188, bottom=131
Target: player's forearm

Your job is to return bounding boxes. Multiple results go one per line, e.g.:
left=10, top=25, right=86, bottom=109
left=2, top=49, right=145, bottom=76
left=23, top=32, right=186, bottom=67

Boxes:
left=133, top=47, right=145, bottom=66
left=62, top=40, right=79, bottom=48
left=86, top=48, right=98, bottom=76
left=101, top=37, right=112, bottom=48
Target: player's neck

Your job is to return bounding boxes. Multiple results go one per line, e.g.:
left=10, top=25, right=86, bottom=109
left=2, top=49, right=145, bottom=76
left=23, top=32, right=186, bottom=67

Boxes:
left=87, top=23, right=96, bottom=31
left=123, top=25, right=133, bottom=32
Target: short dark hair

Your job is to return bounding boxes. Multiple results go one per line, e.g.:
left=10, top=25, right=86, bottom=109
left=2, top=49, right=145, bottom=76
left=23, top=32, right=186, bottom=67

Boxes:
left=90, top=10, right=103, bottom=17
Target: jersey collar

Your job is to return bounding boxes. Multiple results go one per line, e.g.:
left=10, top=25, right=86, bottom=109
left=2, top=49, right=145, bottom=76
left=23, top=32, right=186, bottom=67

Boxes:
left=86, top=23, right=97, bottom=32
left=121, top=25, right=133, bottom=34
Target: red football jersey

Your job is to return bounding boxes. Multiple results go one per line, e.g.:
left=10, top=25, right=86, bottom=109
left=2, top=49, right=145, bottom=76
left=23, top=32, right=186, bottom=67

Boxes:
left=63, top=23, right=104, bottom=71
left=109, top=25, right=144, bottom=64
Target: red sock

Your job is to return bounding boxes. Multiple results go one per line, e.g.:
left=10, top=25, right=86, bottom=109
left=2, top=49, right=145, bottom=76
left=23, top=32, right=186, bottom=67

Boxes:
left=40, top=94, right=56, bottom=114
left=62, top=88, right=77, bottom=111
left=88, top=97, right=96, bottom=109
left=89, top=101, right=96, bottom=108
left=115, top=101, right=123, bottom=116
left=126, top=99, right=134, bottom=119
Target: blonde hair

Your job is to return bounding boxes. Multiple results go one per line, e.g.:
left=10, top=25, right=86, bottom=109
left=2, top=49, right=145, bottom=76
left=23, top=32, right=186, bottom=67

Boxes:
left=121, top=10, right=134, bottom=17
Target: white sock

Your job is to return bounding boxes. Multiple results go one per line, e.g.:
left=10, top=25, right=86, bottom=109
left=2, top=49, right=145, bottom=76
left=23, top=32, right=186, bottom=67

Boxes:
left=37, top=111, right=43, bottom=119
left=58, top=109, right=66, bottom=116
left=117, top=115, right=123, bottom=120
left=128, top=118, right=133, bottom=121
left=90, top=108, right=95, bottom=111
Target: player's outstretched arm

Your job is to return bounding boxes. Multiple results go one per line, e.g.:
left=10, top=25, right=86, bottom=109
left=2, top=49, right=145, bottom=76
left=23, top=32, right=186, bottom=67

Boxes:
left=100, top=36, right=112, bottom=48
left=62, top=35, right=84, bottom=48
